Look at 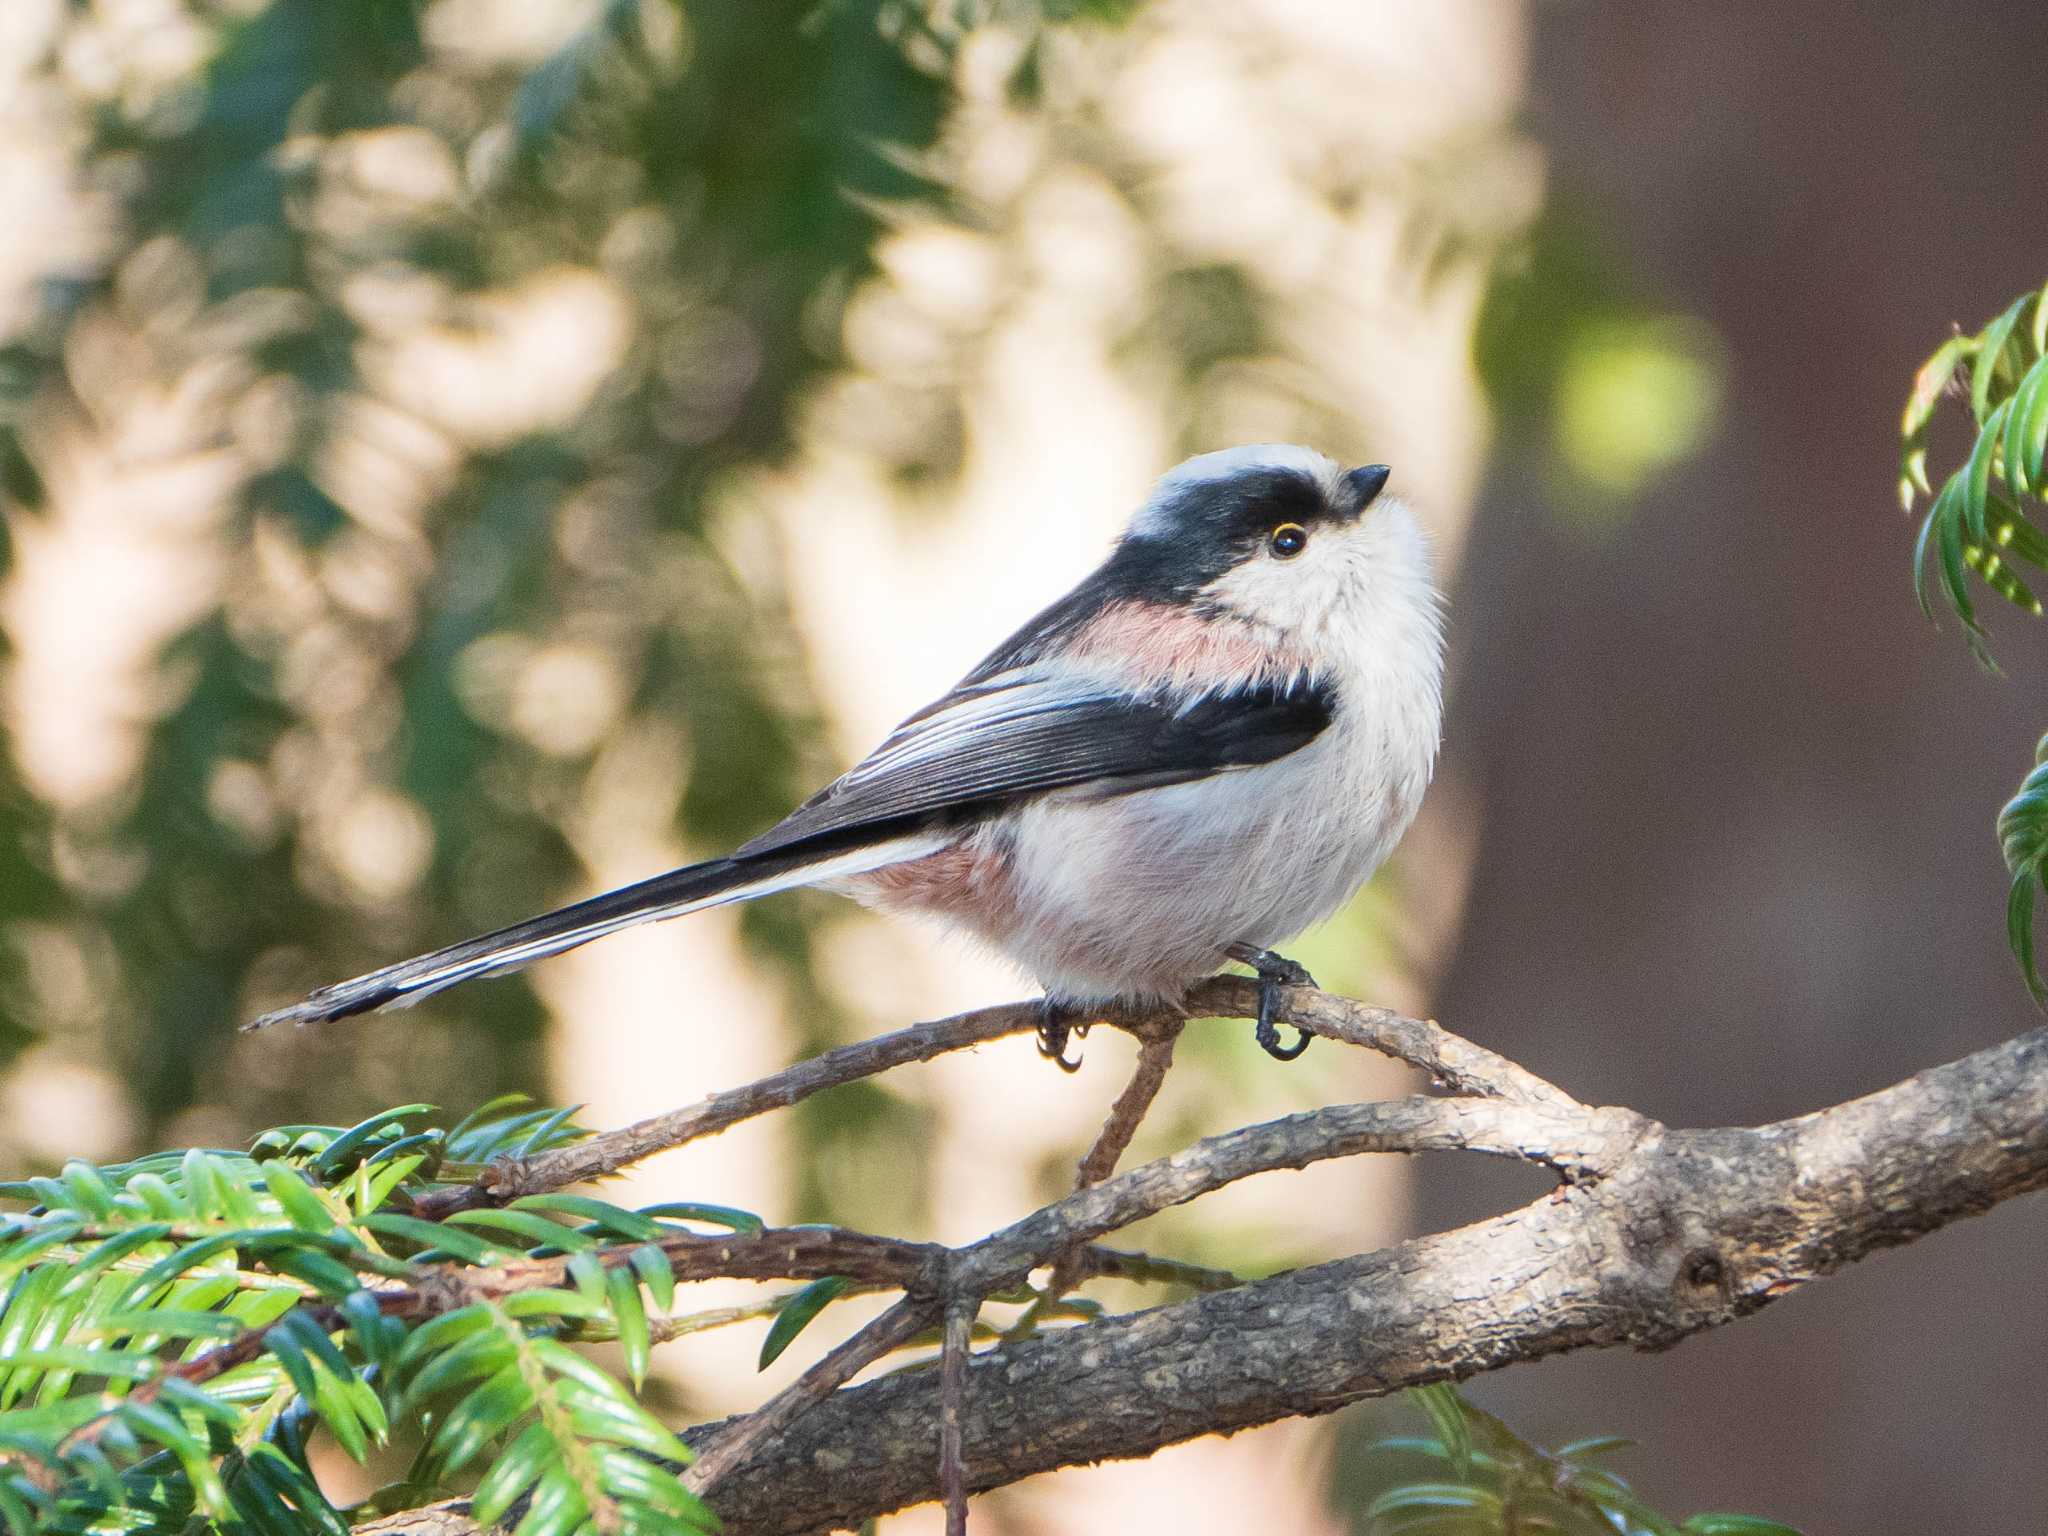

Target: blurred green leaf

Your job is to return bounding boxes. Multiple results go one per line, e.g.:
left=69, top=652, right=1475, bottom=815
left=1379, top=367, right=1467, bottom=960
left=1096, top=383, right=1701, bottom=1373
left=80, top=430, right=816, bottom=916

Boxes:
left=1902, top=281, right=2048, bottom=676
left=1365, top=1482, right=1501, bottom=1520
left=1336, top=1390, right=1802, bottom=1536
left=1998, top=732, right=2048, bottom=1001
left=1409, top=1385, right=1473, bottom=1479
left=758, top=1274, right=854, bottom=1369
left=607, top=1263, right=651, bottom=1389
left=639, top=1201, right=766, bottom=1234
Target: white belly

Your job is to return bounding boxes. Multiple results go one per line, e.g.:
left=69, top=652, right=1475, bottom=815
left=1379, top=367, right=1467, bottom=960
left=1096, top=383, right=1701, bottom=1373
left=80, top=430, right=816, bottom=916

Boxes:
left=990, top=708, right=1432, bottom=1004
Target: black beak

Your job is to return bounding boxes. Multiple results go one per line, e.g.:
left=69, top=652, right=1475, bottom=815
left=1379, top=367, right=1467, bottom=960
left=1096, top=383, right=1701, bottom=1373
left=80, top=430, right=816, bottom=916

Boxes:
left=1341, top=463, right=1391, bottom=516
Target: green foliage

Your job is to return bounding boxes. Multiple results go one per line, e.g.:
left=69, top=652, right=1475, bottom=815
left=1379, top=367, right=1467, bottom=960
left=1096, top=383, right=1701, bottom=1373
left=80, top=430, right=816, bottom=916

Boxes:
left=1901, top=282, right=2048, bottom=1000
left=1901, top=281, right=2048, bottom=664
left=1998, top=733, right=2048, bottom=1000
left=755, top=1274, right=851, bottom=1370
left=1342, top=1387, right=1802, bottom=1536
left=0, top=1098, right=752, bottom=1536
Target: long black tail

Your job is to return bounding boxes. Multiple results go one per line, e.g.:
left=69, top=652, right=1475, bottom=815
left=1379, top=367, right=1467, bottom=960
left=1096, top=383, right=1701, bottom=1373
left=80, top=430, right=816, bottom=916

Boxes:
left=246, top=852, right=780, bottom=1030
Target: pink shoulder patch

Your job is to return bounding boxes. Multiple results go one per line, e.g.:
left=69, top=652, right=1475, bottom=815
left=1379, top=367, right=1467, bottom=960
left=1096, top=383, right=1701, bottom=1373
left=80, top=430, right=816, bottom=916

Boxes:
left=1066, top=601, right=1308, bottom=693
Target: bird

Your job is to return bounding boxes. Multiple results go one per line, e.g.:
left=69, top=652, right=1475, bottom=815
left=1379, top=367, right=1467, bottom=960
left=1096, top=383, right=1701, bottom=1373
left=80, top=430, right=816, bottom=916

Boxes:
left=248, top=444, right=1445, bottom=1066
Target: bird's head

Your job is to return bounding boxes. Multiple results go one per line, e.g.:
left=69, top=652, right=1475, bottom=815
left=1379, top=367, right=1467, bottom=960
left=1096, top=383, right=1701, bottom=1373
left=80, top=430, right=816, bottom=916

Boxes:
left=1112, top=444, right=1433, bottom=648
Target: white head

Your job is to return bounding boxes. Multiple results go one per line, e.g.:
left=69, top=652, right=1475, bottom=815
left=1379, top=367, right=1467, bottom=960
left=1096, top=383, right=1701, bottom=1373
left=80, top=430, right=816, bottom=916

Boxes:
left=1111, top=444, right=1437, bottom=652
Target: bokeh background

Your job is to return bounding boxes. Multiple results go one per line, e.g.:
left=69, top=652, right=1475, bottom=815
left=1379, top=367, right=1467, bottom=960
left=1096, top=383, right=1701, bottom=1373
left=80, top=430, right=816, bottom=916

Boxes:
left=0, top=0, right=2043, bottom=1530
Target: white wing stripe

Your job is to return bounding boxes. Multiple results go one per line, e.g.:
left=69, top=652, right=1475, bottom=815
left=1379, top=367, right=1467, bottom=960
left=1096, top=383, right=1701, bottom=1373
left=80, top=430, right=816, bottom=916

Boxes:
left=844, top=673, right=1116, bottom=786
left=383, top=833, right=949, bottom=1009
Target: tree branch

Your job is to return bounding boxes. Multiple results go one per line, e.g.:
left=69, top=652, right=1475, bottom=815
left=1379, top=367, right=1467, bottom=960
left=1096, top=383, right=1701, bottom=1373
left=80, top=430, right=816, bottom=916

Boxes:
left=354, top=1009, right=2048, bottom=1536
left=680, top=1024, right=2048, bottom=1533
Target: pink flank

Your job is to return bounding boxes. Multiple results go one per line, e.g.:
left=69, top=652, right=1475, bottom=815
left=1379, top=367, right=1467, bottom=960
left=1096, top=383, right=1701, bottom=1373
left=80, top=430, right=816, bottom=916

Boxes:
left=839, top=837, right=1022, bottom=934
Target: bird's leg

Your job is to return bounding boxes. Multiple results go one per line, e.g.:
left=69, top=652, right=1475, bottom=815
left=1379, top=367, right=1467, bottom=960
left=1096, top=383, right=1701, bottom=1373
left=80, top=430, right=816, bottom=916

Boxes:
left=1036, top=998, right=1089, bottom=1073
left=1224, top=942, right=1314, bottom=1062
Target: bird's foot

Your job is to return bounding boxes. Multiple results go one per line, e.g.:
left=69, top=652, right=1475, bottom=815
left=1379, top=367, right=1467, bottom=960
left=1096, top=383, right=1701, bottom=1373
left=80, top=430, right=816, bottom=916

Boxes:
left=1224, top=943, right=1315, bottom=1062
left=1035, top=999, right=1089, bottom=1073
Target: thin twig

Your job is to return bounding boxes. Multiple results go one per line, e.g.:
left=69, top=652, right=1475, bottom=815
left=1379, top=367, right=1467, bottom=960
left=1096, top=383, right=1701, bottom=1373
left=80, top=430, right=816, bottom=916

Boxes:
left=642, top=1284, right=891, bottom=1345
left=1181, top=976, right=1579, bottom=1110
left=1073, top=1022, right=1184, bottom=1190
left=63, top=1219, right=1241, bottom=1464
left=1070, top=1244, right=1239, bottom=1291
left=636, top=1242, right=1232, bottom=1350
left=682, top=1295, right=939, bottom=1496
left=939, top=1295, right=974, bottom=1536
left=1013, top=1023, right=1183, bottom=1337
left=417, top=999, right=1056, bottom=1217
left=544, top=1223, right=937, bottom=1290
left=947, top=1095, right=1642, bottom=1298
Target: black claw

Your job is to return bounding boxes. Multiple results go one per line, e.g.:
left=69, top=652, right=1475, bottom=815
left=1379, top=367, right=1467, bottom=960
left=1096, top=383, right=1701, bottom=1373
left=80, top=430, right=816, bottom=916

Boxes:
left=1254, top=993, right=1312, bottom=1061
left=1036, top=1001, right=1086, bottom=1073
left=1227, top=944, right=1315, bottom=1062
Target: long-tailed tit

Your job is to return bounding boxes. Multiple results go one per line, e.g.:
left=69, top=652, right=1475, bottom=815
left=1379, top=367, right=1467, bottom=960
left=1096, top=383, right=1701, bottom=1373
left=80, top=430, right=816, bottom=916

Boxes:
left=249, top=445, right=1445, bottom=1064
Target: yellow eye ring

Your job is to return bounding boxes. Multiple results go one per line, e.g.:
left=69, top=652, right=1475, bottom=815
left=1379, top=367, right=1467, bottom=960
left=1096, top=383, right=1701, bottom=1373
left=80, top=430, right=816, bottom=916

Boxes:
left=1269, top=523, right=1309, bottom=559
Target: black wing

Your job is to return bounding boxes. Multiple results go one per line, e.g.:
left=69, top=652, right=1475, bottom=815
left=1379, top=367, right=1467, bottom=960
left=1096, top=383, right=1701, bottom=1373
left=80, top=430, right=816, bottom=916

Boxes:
left=738, top=671, right=1333, bottom=860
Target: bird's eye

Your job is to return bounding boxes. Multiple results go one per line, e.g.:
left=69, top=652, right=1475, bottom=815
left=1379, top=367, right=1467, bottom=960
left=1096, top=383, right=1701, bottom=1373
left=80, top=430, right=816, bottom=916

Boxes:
left=1268, top=523, right=1309, bottom=559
